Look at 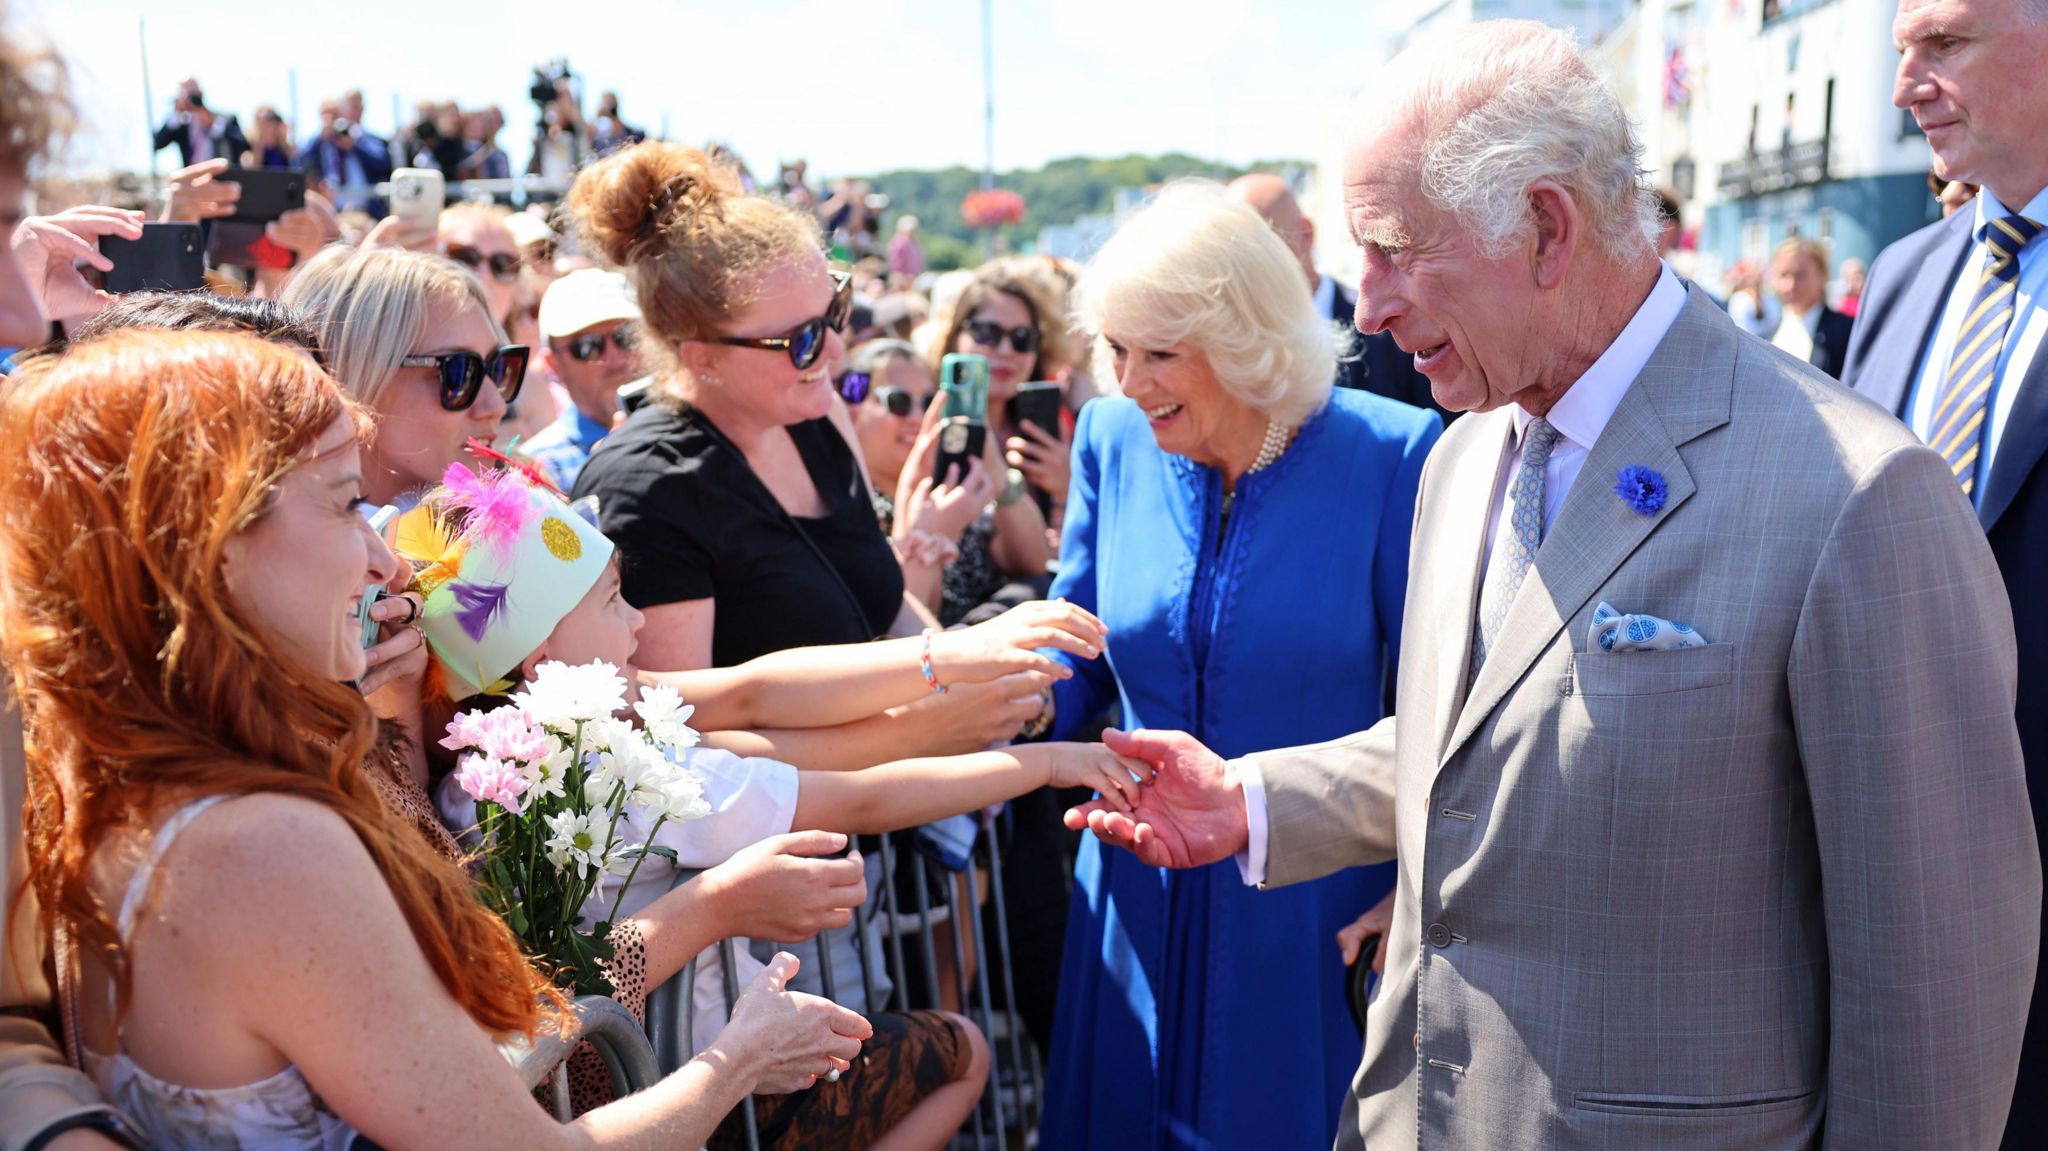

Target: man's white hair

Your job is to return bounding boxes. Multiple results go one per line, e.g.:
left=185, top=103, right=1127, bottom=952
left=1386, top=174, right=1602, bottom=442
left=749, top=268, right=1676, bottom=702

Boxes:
left=1383, top=20, right=1656, bottom=262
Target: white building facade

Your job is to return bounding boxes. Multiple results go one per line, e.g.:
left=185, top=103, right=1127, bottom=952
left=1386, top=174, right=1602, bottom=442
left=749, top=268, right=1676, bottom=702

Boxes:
left=1392, top=0, right=1937, bottom=283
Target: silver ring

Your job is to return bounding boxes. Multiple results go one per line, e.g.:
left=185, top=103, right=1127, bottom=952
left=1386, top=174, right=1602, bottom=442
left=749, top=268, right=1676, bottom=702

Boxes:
left=825, top=1068, right=842, bottom=1083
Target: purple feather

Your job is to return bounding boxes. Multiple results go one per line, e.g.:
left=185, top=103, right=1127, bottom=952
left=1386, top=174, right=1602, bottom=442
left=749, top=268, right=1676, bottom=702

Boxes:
left=440, top=463, right=537, bottom=557
left=451, top=580, right=513, bottom=642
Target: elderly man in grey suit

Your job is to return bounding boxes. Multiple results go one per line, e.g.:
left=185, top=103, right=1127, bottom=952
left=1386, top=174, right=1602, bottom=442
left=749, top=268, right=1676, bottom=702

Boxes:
left=1071, top=20, right=2040, bottom=1151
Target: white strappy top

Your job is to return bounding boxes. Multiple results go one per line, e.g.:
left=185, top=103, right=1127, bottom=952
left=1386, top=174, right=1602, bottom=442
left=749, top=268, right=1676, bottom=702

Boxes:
left=84, top=794, right=364, bottom=1151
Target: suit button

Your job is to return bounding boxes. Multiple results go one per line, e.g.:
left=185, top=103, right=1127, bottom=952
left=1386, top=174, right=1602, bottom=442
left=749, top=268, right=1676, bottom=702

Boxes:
left=1426, top=922, right=1453, bottom=948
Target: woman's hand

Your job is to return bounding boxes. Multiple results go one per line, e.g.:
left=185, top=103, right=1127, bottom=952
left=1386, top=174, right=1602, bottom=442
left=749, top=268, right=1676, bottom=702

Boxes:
left=9, top=205, right=144, bottom=323
left=930, top=599, right=1106, bottom=684
left=890, top=670, right=1052, bottom=752
left=699, top=830, right=869, bottom=943
left=1337, top=888, right=1395, bottom=973
left=362, top=213, right=440, bottom=253
left=266, top=188, right=341, bottom=258
left=897, top=458, right=993, bottom=547
left=1029, top=742, right=1153, bottom=812
left=896, top=414, right=995, bottom=545
left=1006, top=418, right=1071, bottom=508
left=359, top=562, right=428, bottom=713
left=710, top=952, right=872, bottom=1094
left=160, top=158, right=240, bottom=223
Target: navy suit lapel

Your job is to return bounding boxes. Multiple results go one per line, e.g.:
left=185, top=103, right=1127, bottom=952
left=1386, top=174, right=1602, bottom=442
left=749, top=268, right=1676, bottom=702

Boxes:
left=1980, top=352, right=2048, bottom=529
left=1866, top=213, right=1975, bottom=418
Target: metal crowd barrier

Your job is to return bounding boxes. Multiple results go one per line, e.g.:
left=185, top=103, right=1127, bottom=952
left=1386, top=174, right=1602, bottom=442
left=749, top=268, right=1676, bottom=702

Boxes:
left=640, top=809, right=1043, bottom=1149
left=506, top=994, right=662, bottom=1121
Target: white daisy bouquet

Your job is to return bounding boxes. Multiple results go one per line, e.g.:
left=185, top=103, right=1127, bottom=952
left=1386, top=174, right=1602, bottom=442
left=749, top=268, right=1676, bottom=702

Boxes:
left=440, top=659, right=711, bottom=995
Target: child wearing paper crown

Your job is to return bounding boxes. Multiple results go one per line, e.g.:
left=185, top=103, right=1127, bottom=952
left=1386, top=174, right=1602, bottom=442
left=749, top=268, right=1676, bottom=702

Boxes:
left=397, top=462, right=1145, bottom=1151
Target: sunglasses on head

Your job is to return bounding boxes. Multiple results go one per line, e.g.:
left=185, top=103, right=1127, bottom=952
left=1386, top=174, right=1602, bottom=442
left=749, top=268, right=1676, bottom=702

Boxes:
left=562, top=324, right=640, bottom=362
left=716, top=270, right=854, bottom=370
left=965, top=318, right=1039, bottom=355
left=873, top=386, right=934, bottom=418
left=399, top=344, right=530, bottom=411
left=447, top=244, right=522, bottom=284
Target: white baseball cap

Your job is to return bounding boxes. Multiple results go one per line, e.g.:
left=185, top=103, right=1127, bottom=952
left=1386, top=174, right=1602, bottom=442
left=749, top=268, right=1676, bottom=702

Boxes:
left=538, top=269, right=641, bottom=341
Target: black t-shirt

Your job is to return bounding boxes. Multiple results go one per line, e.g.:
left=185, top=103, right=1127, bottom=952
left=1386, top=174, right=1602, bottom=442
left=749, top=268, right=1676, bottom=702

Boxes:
left=570, top=403, right=904, bottom=667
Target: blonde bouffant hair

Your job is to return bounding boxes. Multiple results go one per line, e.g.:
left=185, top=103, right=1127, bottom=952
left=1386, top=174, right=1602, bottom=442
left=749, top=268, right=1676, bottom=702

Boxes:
left=1075, top=180, right=1335, bottom=429
left=566, top=141, right=822, bottom=388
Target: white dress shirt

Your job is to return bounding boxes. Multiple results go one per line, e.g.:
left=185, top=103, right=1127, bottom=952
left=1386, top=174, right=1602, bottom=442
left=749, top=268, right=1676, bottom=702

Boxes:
left=1237, top=263, right=1689, bottom=884
left=1904, top=187, right=2048, bottom=497
left=1770, top=305, right=1820, bottom=362
left=1313, top=273, right=1338, bottom=324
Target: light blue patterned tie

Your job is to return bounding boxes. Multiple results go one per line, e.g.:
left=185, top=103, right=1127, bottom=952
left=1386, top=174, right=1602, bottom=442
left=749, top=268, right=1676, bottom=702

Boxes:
left=1929, top=213, right=2043, bottom=496
left=1472, top=417, right=1560, bottom=676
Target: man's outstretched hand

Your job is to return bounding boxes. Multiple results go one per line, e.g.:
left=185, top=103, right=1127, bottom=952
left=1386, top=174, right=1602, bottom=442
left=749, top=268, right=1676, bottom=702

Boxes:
left=1064, top=727, right=1248, bottom=869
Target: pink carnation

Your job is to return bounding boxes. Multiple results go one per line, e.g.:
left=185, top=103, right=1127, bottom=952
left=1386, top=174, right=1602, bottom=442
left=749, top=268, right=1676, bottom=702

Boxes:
left=440, top=707, right=554, bottom=764
left=455, top=754, right=532, bottom=815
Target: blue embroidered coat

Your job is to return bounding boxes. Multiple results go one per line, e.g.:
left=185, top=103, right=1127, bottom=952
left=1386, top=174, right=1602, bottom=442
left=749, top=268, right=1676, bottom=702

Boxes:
left=1039, top=389, right=1440, bottom=1150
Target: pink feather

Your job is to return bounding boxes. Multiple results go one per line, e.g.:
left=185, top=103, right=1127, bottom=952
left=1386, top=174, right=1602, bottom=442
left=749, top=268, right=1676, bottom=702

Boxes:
left=441, top=463, right=536, bottom=557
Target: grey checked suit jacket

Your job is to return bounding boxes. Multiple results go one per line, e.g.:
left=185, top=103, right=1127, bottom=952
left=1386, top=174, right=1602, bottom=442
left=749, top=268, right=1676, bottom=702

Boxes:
left=1244, top=287, right=2041, bottom=1150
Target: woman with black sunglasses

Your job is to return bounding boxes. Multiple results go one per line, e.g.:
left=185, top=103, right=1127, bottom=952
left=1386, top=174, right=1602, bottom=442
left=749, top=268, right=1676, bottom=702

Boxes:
left=563, top=137, right=1052, bottom=1151
left=283, top=245, right=527, bottom=508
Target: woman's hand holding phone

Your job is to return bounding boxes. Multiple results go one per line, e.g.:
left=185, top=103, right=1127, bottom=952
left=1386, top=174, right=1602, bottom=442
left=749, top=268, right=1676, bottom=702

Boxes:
left=11, top=204, right=144, bottom=323
left=160, top=158, right=240, bottom=223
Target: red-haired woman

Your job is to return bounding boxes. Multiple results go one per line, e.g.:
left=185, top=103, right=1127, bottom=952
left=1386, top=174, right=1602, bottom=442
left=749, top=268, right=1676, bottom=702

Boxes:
left=0, top=330, right=868, bottom=1150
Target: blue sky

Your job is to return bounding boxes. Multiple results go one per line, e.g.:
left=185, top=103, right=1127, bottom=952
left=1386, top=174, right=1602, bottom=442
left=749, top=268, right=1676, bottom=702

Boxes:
left=31, top=0, right=1402, bottom=181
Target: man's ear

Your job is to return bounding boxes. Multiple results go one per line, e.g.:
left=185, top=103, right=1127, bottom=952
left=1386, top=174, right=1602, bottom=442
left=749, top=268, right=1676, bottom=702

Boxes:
left=1525, top=179, right=1581, bottom=290
left=534, top=343, right=559, bottom=385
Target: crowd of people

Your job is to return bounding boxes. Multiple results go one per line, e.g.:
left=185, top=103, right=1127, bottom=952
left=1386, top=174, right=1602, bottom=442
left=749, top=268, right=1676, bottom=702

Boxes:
left=5, top=1, right=2048, bottom=1150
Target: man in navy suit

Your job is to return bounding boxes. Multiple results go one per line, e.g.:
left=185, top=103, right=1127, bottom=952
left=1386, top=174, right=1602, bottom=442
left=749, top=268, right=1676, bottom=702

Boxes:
left=1228, top=173, right=1453, bottom=422
left=152, top=79, right=248, bottom=169
left=297, top=99, right=392, bottom=216
left=1842, top=2, right=2048, bottom=1143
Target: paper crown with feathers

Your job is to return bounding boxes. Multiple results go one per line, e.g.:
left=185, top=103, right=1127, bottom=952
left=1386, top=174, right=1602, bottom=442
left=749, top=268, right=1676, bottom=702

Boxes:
left=396, top=458, right=614, bottom=701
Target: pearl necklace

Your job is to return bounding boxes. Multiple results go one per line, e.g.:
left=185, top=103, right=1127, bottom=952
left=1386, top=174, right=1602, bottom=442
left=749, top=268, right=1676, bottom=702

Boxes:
left=1247, top=419, right=1291, bottom=475
left=1221, top=420, right=1295, bottom=522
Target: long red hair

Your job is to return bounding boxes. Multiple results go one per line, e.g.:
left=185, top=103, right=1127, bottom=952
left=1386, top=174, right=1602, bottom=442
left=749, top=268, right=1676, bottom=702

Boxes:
left=0, top=330, right=565, bottom=1037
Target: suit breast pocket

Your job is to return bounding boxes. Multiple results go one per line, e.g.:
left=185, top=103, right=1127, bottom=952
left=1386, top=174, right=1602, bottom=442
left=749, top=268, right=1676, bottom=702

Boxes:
left=1566, top=642, right=1734, bottom=698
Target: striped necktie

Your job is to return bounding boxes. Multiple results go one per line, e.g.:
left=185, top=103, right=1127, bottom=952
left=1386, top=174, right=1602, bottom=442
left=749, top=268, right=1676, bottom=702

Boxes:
left=1472, top=417, right=1560, bottom=676
left=1929, top=214, right=2044, bottom=496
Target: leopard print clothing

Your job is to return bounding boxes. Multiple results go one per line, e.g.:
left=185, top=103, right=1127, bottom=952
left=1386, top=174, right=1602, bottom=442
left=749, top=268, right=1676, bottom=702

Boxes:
left=708, top=1009, right=974, bottom=1151
left=561, top=918, right=650, bottom=1113
left=364, top=733, right=463, bottom=862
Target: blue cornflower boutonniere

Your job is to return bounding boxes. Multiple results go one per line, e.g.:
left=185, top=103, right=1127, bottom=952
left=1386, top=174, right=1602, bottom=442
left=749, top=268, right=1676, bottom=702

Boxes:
left=1614, top=465, right=1667, bottom=516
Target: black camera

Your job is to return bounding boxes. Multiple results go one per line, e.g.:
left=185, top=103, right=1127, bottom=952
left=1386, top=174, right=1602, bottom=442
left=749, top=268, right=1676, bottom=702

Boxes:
left=530, top=60, right=572, bottom=107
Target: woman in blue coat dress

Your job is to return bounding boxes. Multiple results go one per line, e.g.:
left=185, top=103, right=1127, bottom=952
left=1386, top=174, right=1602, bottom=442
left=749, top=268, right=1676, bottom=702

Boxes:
left=1038, top=183, right=1441, bottom=1149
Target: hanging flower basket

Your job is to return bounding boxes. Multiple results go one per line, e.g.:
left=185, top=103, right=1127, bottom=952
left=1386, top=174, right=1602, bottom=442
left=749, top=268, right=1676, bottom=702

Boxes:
left=961, top=187, right=1027, bottom=230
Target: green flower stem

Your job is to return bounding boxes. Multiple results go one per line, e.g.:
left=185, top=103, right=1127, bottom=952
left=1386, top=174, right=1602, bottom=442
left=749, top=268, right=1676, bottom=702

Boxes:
left=606, top=812, right=669, bottom=928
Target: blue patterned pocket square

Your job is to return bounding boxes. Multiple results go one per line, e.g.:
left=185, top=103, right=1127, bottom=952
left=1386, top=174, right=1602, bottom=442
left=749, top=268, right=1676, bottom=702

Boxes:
left=1587, top=601, right=1709, bottom=653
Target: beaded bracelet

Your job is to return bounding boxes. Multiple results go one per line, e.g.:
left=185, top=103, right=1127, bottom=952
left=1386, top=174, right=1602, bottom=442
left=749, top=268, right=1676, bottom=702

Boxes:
left=920, top=627, right=948, bottom=694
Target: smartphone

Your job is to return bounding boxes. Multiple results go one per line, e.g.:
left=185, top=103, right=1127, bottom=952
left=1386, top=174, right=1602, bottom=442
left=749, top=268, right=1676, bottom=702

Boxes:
left=221, top=166, right=305, bottom=223
left=1007, top=381, right=1063, bottom=440
left=100, top=223, right=204, bottom=293
left=1007, top=381, right=1064, bottom=515
left=357, top=504, right=401, bottom=650
left=933, top=353, right=989, bottom=487
left=389, top=167, right=446, bottom=231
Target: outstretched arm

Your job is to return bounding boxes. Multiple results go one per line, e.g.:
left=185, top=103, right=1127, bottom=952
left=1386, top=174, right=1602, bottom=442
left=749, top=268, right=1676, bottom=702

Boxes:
left=791, top=743, right=1150, bottom=835
left=646, top=600, right=1105, bottom=732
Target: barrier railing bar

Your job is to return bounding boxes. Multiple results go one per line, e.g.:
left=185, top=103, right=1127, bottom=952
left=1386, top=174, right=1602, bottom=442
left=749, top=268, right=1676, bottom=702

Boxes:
left=941, top=860, right=990, bottom=1151
left=962, top=844, right=1010, bottom=1151
left=980, top=812, right=1039, bottom=1132
left=718, top=937, right=764, bottom=1151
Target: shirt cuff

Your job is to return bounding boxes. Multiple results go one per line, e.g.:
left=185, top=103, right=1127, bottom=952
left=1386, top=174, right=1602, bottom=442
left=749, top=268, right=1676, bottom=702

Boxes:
left=1235, top=758, right=1269, bottom=887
